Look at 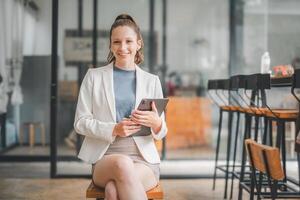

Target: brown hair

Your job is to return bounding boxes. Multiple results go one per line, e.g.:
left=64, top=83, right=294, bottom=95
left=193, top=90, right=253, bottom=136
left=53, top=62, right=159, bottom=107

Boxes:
left=107, top=14, right=144, bottom=65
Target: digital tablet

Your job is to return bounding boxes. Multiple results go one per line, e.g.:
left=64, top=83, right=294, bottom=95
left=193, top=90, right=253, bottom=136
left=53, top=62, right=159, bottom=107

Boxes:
left=131, top=98, right=169, bottom=136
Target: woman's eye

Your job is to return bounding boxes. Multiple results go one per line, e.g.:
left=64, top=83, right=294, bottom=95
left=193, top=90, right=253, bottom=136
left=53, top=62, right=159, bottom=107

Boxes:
left=113, top=41, right=120, bottom=44
left=126, top=40, right=133, bottom=43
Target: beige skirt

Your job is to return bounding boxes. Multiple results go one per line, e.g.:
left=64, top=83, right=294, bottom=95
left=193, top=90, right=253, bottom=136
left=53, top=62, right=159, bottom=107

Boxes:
left=92, top=136, right=160, bottom=181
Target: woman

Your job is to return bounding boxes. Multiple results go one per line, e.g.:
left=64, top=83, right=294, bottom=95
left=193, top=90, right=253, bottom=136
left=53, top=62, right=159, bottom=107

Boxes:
left=74, top=14, right=167, bottom=200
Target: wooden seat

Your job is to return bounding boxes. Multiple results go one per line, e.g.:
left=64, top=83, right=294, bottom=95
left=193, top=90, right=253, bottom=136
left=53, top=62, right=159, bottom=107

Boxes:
left=264, top=108, right=298, bottom=119
left=220, top=105, right=240, bottom=111
left=228, top=105, right=243, bottom=111
left=242, top=107, right=266, bottom=115
left=86, top=181, right=164, bottom=200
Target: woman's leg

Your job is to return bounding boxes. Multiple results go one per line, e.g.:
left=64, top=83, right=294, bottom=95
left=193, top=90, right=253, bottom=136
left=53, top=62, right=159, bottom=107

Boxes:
left=93, top=154, right=147, bottom=200
left=104, top=180, right=118, bottom=200
left=133, top=163, right=158, bottom=191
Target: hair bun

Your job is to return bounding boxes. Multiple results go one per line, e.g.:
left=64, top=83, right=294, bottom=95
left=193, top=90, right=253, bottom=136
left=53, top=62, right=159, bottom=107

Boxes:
left=115, top=14, right=135, bottom=24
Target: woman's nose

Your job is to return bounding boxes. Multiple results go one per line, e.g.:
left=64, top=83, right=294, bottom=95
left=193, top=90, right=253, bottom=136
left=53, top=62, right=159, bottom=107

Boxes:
left=119, top=42, right=127, bottom=50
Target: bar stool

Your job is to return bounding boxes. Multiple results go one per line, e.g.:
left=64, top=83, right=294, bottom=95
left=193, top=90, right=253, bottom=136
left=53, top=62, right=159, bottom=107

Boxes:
left=19, top=122, right=46, bottom=147
left=291, top=69, right=300, bottom=187
left=261, top=75, right=298, bottom=188
left=209, top=78, right=242, bottom=199
left=243, top=139, right=300, bottom=199
left=225, top=74, right=265, bottom=199
left=228, top=75, right=249, bottom=199
left=209, top=79, right=230, bottom=191
left=239, top=73, right=300, bottom=199
left=237, top=73, right=271, bottom=200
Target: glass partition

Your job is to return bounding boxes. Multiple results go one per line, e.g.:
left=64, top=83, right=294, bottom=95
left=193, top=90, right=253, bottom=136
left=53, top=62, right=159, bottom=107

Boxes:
left=164, top=0, right=229, bottom=162
left=238, top=0, right=300, bottom=180
left=0, top=0, right=51, bottom=160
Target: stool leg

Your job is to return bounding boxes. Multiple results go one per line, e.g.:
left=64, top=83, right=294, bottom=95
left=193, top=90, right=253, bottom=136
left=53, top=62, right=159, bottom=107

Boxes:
left=254, top=116, right=259, bottom=141
left=29, top=124, right=34, bottom=147
left=262, top=117, right=268, bottom=145
left=297, top=153, right=300, bottom=190
left=212, top=109, right=223, bottom=190
left=257, top=172, right=263, bottom=200
left=271, top=180, right=278, bottom=200
left=276, top=121, right=282, bottom=148
left=224, top=111, right=233, bottom=199
left=269, top=120, right=273, bottom=146
left=238, top=114, right=251, bottom=200
left=249, top=167, right=256, bottom=200
left=40, top=123, right=46, bottom=146
left=281, top=121, right=287, bottom=187
left=19, top=125, right=24, bottom=146
left=230, top=112, right=240, bottom=199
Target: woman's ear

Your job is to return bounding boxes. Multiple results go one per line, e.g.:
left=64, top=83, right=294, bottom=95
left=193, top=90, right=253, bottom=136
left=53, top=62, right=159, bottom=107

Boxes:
left=137, top=40, right=142, bottom=50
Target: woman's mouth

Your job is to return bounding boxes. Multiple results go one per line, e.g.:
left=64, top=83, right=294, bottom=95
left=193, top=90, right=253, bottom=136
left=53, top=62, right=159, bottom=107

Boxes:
left=118, top=52, right=130, bottom=56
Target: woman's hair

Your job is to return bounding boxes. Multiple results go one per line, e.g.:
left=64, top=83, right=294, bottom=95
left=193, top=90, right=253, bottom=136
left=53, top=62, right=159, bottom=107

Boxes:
left=107, top=14, right=144, bottom=65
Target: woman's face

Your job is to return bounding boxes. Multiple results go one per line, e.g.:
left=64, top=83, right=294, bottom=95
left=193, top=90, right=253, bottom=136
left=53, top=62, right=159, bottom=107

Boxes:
left=110, top=26, right=141, bottom=65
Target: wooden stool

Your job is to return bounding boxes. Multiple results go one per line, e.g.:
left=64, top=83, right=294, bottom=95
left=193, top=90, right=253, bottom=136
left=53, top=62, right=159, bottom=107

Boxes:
left=19, top=122, right=46, bottom=147
left=86, top=181, right=164, bottom=200
left=244, top=139, right=285, bottom=199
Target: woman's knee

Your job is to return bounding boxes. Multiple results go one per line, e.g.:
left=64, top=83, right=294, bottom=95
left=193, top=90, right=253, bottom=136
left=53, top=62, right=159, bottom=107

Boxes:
left=111, top=155, right=135, bottom=182
left=105, top=180, right=118, bottom=200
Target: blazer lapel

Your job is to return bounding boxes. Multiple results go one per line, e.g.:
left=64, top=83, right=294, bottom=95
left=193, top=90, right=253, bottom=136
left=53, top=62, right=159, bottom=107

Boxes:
left=102, top=64, right=116, bottom=121
left=135, top=65, right=143, bottom=109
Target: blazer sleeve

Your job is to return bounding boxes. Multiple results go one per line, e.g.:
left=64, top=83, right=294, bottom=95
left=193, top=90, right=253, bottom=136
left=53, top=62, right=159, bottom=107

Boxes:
left=73, top=69, right=116, bottom=143
left=151, top=76, right=168, bottom=140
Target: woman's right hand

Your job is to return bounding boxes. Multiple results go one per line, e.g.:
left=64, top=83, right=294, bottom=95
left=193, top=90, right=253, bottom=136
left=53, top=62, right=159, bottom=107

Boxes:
left=112, top=118, right=141, bottom=137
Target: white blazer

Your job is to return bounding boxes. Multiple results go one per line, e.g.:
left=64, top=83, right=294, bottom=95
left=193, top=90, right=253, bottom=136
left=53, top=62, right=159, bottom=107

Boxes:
left=74, top=63, right=167, bottom=164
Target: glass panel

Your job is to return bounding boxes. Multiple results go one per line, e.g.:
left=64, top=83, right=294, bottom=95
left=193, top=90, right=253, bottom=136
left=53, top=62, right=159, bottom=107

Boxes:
left=56, top=0, right=80, bottom=162
left=241, top=0, right=300, bottom=180
left=164, top=0, right=229, bottom=165
left=56, top=0, right=151, bottom=175
left=0, top=1, right=51, bottom=157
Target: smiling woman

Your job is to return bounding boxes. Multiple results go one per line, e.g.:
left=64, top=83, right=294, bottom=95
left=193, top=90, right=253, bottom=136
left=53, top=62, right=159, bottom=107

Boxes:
left=107, top=14, right=144, bottom=68
left=110, top=26, right=142, bottom=70
left=73, top=14, right=167, bottom=200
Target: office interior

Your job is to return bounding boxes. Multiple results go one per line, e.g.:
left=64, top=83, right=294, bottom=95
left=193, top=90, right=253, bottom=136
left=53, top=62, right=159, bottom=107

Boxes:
left=0, top=0, right=300, bottom=199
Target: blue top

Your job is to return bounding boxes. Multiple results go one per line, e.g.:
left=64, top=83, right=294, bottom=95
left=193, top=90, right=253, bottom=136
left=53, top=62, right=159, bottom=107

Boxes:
left=113, top=66, right=136, bottom=122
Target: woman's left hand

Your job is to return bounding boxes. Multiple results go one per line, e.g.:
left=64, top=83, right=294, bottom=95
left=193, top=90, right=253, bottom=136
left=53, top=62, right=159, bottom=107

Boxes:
left=130, top=101, right=162, bottom=134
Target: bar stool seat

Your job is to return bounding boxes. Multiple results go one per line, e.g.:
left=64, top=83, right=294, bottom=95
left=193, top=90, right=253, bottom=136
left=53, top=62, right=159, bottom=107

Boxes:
left=220, top=105, right=241, bottom=112
left=241, top=107, right=266, bottom=115
left=86, top=181, right=164, bottom=199
left=228, top=105, right=243, bottom=111
left=264, top=109, right=298, bottom=119
left=220, top=105, right=233, bottom=111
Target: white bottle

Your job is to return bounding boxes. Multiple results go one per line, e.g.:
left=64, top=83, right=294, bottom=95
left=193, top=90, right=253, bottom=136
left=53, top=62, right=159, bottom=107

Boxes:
left=260, top=52, right=271, bottom=74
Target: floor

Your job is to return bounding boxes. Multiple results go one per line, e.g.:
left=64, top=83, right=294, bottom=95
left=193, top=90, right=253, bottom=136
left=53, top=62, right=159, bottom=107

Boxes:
left=1, top=161, right=299, bottom=199
left=0, top=178, right=248, bottom=200
left=0, top=143, right=298, bottom=199
left=0, top=162, right=248, bottom=200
